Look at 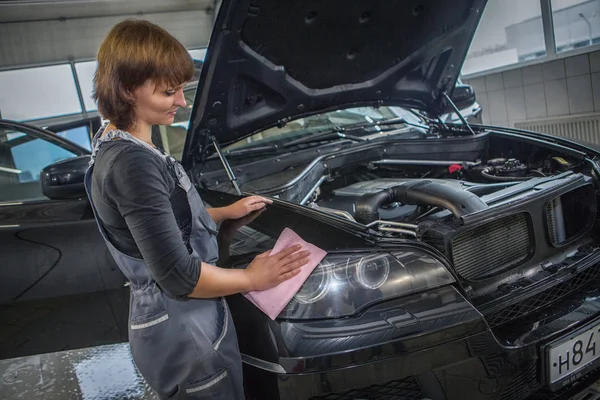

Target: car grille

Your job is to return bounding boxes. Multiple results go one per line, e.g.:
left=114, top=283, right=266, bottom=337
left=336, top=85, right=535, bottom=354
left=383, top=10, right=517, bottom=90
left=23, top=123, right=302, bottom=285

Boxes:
left=452, top=213, right=532, bottom=281
left=545, top=184, right=596, bottom=246
left=484, top=263, right=600, bottom=328
left=498, top=363, right=540, bottom=400
left=546, top=201, right=559, bottom=245
left=308, top=376, right=423, bottom=400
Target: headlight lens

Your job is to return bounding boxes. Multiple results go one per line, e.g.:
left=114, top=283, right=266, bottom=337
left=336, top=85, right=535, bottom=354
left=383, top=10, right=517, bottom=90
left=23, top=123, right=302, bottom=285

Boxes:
left=295, top=260, right=333, bottom=304
left=279, top=250, right=454, bottom=320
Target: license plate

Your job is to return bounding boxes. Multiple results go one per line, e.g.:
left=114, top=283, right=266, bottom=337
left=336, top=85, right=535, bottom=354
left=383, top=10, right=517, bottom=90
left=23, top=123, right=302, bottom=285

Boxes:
left=546, top=320, right=600, bottom=389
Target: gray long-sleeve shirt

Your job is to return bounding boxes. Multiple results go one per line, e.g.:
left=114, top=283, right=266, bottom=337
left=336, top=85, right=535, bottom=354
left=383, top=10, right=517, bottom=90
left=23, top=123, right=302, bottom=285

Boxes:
left=90, top=140, right=200, bottom=297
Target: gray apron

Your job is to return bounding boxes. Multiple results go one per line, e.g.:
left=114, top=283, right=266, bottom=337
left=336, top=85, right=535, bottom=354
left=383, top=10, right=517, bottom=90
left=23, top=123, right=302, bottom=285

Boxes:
left=84, top=128, right=245, bottom=399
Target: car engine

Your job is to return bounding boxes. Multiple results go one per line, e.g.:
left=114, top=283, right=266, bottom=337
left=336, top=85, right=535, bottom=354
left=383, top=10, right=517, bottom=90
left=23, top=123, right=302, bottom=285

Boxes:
left=303, top=155, right=597, bottom=282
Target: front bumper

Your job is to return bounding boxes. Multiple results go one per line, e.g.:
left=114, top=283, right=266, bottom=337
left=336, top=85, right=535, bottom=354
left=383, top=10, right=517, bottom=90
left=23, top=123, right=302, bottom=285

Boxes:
left=230, top=256, right=600, bottom=400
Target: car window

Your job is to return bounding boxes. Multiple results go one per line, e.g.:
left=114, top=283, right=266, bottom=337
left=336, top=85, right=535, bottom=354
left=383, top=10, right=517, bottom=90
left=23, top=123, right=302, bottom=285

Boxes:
left=0, top=126, right=78, bottom=203
left=53, top=125, right=92, bottom=151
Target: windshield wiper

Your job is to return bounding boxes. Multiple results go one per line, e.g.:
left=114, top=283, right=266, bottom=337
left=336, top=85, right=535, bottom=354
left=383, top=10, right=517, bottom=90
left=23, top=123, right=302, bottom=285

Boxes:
left=283, top=116, right=426, bottom=147
left=284, top=130, right=365, bottom=147
left=215, top=144, right=282, bottom=157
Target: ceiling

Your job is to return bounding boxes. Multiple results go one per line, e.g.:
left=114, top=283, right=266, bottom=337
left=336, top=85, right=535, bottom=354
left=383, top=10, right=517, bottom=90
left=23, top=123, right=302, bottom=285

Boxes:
left=0, top=0, right=215, bottom=68
left=0, top=0, right=214, bottom=23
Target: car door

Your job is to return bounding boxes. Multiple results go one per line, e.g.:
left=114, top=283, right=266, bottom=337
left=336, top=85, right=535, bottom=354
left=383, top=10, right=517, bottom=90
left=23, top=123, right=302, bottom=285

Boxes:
left=0, top=120, right=124, bottom=305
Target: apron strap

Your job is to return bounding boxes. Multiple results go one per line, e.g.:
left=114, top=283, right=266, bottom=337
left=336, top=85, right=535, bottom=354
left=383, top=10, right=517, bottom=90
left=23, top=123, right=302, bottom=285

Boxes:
left=89, top=126, right=192, bottom=192
left=88, top=124, right=218, bottom=236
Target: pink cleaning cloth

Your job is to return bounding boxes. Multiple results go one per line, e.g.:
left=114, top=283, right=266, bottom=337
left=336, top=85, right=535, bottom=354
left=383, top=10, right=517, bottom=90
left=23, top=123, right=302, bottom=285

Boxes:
left=243, top=228, right=327, bottom=320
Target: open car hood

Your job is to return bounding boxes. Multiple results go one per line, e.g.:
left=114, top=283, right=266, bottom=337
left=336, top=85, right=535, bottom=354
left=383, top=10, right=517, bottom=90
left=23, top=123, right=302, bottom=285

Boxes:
left=184, top=0, right=487, bottom=166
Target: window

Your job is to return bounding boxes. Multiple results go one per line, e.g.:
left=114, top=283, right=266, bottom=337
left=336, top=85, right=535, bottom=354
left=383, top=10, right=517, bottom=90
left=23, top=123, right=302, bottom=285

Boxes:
left=552, top=0, right=599, bottom=53
left=0, top=125, right=77, bottom=202
left=0, top=65, right=82, bottom=121
left=463, top=0, right=547, bottom=75
left=74, top=61, right=99, bottom=112
left=188, top=49, right=207, bottom=61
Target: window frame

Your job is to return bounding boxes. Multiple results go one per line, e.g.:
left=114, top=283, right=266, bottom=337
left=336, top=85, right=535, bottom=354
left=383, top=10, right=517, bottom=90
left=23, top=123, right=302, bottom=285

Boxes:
left=462, top=0, right=600, bottom=79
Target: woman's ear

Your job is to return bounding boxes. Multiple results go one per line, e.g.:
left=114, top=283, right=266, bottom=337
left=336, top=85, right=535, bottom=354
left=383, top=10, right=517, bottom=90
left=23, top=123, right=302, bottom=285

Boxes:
left=122, top=88, right=136, bottom=104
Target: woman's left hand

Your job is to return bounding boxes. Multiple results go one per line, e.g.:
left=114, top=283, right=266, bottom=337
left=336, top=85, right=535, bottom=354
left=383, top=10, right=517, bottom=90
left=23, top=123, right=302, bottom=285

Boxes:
left=225, top=196, right=273, bottom=220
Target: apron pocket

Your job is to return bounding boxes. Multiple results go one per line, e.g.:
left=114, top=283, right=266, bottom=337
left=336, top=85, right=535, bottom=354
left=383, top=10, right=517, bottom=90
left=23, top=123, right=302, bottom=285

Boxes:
left=184, top=368, right=231, bottom=398
left=130, top=284, right=168, bottom=330
left=213, top=298, right=229, bottom=351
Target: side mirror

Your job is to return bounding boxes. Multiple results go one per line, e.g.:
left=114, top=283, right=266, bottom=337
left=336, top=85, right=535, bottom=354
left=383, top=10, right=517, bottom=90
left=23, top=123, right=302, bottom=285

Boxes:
left=41, top=155, right=89, bottom=200
left=447, top=83, right=477, bottom=112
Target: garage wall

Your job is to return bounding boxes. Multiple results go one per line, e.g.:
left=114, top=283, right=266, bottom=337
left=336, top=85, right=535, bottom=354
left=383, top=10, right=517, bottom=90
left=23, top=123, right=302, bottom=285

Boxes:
left=462, top=50, right=600, bottom=127
left=0, top=0, right=214, bottom=68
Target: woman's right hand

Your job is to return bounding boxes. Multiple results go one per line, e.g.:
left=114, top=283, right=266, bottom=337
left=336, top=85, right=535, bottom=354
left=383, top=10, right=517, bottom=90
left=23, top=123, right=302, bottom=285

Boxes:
left=245, top=245, right=311, bottom=291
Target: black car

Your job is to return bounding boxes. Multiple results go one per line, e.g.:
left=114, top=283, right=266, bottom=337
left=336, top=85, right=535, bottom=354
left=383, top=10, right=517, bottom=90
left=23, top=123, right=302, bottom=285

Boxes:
left=4, top=0, right=600, bottom=399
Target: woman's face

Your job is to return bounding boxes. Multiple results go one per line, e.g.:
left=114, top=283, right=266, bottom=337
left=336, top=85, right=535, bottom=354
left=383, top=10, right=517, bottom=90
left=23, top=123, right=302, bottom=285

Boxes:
left=131, top=80, right=187, bottom=127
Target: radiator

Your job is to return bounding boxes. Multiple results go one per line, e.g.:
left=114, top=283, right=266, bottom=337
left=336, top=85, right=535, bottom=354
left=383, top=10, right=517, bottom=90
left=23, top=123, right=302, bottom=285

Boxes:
left=513, top=113, right=600, bottom=145
left=451, top=213, right=532, bottom=281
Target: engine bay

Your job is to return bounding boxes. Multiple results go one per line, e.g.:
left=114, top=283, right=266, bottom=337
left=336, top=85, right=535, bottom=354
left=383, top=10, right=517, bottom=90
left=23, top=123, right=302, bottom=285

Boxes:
left=301, top=139, right=598, bottom=284
left=197, top=128, right=600, bottom=287
left=308, top=153, right=588, bottom=224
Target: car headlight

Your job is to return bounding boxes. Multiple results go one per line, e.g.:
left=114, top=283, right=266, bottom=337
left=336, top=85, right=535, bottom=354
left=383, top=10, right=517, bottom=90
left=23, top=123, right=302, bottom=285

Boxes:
left=279, top=250, right=454, bottom=319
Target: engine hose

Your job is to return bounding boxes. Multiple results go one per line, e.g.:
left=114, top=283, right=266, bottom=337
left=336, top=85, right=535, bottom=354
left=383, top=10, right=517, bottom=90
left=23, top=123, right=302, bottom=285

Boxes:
left=481, top=168, right=530, bottom=182
left=354, top=180, right=489, bottom=224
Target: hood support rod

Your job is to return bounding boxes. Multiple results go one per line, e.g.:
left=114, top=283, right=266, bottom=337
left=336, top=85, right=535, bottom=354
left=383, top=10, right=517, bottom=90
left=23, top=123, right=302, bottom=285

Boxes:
left=211, top=136, right=242, bottom=195
left=443, top=92, right=475, bottom=135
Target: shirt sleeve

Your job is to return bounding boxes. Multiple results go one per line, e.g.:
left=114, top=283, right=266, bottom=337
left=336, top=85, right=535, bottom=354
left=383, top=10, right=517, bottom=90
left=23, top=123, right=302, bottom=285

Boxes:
left=103, top=146, right=201, bottom=297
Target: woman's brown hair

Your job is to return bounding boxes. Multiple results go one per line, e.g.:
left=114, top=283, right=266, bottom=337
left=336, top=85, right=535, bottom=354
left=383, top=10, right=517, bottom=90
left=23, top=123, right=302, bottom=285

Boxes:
left=93, top=19, right=195, bottom=130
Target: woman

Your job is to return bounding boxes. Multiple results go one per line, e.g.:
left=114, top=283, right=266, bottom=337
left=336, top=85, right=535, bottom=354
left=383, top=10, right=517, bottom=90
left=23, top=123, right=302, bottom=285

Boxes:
left=85, top=20, right=310, bottom=399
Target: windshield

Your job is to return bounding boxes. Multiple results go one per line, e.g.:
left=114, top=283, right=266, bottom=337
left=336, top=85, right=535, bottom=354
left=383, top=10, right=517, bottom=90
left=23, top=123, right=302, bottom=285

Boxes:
left=223, top=106, right=424, bottom=151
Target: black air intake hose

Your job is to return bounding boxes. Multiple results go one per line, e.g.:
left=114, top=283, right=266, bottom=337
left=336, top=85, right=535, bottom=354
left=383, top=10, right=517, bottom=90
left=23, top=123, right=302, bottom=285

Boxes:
left=354, top=180, right=489, bottom=224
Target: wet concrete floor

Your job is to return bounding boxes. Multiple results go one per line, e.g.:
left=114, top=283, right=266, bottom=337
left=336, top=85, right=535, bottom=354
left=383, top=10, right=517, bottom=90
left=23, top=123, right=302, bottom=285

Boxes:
left=0, top=343, right=158, bottom=400
left=0, top=288, right=156, bottom=399
left=0, top=288, right=129, bottom=360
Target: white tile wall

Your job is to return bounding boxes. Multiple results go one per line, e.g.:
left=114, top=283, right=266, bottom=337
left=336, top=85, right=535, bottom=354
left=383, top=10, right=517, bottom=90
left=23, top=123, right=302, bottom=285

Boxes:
left=545, top=79, right=569, bottom=116
left=543, top=59, right=566, bottom=81
left=522, top=64, right=544, bottom=85
left=524, top=83, right=548, bottom=119
left=565, top=54, right=590, bottom=77
left=591, top=51, right=600, bottom=74
left=567, top=75, right=594, bottom=114
left=505, top=87, right=527, bottom=123
left=488, top=90, right=508, bottom=123
left=464, top=51, right=600, bottom=126
left=502, top=69, right=523, bottom=89
left=593, top=73, right=600, bottom=112
left=485, top=73, right=504, bottom=91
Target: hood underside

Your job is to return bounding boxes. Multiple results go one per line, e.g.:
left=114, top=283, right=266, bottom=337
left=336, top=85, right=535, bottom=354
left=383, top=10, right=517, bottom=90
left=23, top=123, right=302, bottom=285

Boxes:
left=184, top=0, right=488, bottom=166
